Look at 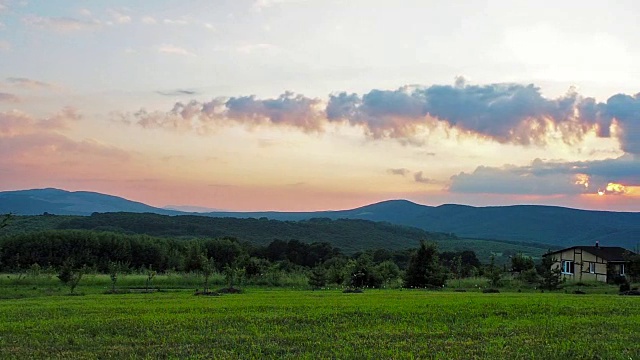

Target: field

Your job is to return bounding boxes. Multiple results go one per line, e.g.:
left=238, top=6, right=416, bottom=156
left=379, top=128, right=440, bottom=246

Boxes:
left=1, top=285, right=639, bottom=359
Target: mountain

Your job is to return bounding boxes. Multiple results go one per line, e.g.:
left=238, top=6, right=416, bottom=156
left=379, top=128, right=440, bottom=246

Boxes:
left=197, top=200, right=640, bottom=249
left=0, top=188, right=179, bottom=216
left=2, top=188, right=639, bottom=249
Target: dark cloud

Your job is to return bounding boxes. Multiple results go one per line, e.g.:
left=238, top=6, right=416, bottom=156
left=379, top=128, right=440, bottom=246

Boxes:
left=414, top=171, right=436, bottom=184
left=0, top=92, right=19, bottom=103
left=124, top=81, right=640, bottom=154
left=6, top=77, right=52, bottom=89
left=449, top=155, right=640, bottom=196
left=387, top=168, right=410, bottom=176
left=130, top=92, right=324, bottom=134
left=225, top=91, right=323, bottom=132
left=605, top=93, right=640, bottom=154
left=156, top=89, right=198, bottom=96
left=327, top=83, right=604, bottom=146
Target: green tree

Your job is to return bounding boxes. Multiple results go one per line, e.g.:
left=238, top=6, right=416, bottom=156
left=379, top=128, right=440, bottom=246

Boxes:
left=487, top=255, right=503, bottom=288
left=624, top=251, right=640, bottom=283
left=377, top=260, right=401, bottom=288
left=403, top=241, right=447, bottom=288
left=511, top=253, right=535, bottom=273
left=199, top=254, right=216, bottom=293
left=0, top=213, right=12, bottom=229
left=308, top=265, right=327, bottom=289
left=145, top=266, right=157, bottom=292
left=57, top=259, right=86, bottom=294
left=108, top=261, right=123, bottom=293
left=224, top=265, right=245, bottom=289
left=539, top=255, right=562, bottom=290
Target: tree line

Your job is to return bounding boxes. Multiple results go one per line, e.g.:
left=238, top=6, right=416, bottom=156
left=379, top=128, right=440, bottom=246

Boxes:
left=0, top=229, right=485, bottom=285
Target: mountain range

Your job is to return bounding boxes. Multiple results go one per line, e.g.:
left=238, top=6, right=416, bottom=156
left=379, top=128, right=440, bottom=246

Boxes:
left=1, top=188, right=639, bottom=249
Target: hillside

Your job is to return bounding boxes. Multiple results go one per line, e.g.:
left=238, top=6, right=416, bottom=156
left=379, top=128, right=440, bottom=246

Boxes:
left=0, top=213, right=556, bottom=261
left=1, top=188, right=638, bottom=249
left=0, top=188, right=177, bottom=216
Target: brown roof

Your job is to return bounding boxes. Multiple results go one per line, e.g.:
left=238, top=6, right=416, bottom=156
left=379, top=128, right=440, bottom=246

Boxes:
left=545, top=246, right=635, bottom=262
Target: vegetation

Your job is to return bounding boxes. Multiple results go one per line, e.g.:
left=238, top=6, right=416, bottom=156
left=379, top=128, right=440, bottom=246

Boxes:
left=0, top=289, right=639, bottom=359
left=403, top=241, right=447, bottom=288
left=539, top=255, right=563, bottom=290
left=0, top=213, right=12, bottom=229
left=1, top=213, right=560, bottom=263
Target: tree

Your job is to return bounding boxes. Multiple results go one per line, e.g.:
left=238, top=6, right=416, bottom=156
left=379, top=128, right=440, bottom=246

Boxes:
left=145, top=266, right=157, bottom=292
left=486, top=255, right=503, bottom=288
left=224, top=265, right=245, bottom=289
left=199, top=254, right=215, bottom=293
left=57, top=259, right=86, bottom=294
left=539, top=255, right=562, bottom=290
left=511, top=253, right=535, bottom=273
left=377, top=260, right=401, bottom=288
left=624, top=251, right=640, bottom=283
left=403, top=241, right=447, bottom=288
left=453, top=255, right=463, bottom=288
left=108, top=261, right=120, bottom=293
left=308, top=265, right=327, bottom=289
left=0, top=213, right=12, bottom=230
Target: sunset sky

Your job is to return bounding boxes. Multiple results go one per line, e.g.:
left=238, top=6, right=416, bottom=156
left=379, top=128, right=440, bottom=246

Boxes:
left=1, top=0, right=639, bottom=211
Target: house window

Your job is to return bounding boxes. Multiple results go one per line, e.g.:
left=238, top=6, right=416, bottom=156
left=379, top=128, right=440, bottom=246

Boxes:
left=589, top=263, right=596, bottom=274
left=620, top=264, right=625, bottom=276
left=562, top=260, right=574, bottom=274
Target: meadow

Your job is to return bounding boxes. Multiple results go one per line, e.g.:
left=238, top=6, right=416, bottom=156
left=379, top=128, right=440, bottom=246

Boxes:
left=1, top=280, right=639, bottom=359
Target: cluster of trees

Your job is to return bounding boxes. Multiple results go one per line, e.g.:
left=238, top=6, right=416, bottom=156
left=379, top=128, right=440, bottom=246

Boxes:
left=2, top=224, right=617, bottom=291
left=0, top=230, right=485, bottom=288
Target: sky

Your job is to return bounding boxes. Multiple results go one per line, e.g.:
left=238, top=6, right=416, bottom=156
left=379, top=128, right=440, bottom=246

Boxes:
left=0, top=0, right=639, bottom=212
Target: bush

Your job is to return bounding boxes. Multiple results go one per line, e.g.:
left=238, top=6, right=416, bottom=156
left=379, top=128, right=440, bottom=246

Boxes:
left=619, top=282, right=631, bottom=293
left=482, top=288, right=500, bottom=293
left=342, top=288, right=363, bottom=294
left=612, top=275, right=628, bottom=285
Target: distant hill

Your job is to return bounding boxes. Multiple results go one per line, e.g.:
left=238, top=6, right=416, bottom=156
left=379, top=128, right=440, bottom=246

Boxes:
left=196, top=200, right=640, bottom=249
left=1, top=188, right=639, bottom=249
left=0, top=188, right=178, bottom=216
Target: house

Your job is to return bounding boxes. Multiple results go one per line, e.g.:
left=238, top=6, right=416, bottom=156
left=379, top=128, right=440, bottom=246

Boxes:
left=544, top=244, right=635, bottom=283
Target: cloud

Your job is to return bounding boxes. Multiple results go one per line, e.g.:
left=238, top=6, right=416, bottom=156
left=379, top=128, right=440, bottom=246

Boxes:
left=124, top=92, right=324, bottom=134
left=107, top=9, right=132, bottom=24
left=141, top=16, right=157, bottom=25
left=0, top=108, right=128, bottom=162
left=449, top=155, right=640, bottom=196
left=605, top=93, right=640, bottom=155
left=156, top=89, right=198, bottom=96
left=163, top=18, right=189, bottom=26
left=0, top=92, right=19, bottom=103
left=0, top=132, right=130, bottom=161
left=157, top=44, right=196, bottom=57
left=225, top=92, right=324, bottom=131
left=121, top=80, right=640, bottom=154
left=387, top=168, right=410, bottom=176
left=23, top=15, right=101, bottom=32
left=5, top=77, right=53, bottom=89
left=414, top=171, right=436, bottom=184
left=236, top=43, right=277, bottom=54
left=0, top=107, right=81, bottom=134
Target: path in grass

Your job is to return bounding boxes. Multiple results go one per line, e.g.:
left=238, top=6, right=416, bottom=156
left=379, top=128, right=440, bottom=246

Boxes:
left=1, top=290, right=639, bottom=359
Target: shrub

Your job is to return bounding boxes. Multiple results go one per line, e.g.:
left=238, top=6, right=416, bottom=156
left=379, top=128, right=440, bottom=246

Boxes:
left=482, top=288, right=500, bottom=293
left=619, top=282, right=631, bottom=293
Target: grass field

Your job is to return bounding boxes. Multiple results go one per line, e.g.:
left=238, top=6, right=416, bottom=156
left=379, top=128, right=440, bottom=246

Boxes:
left=1, top=287, right=639, bottom=359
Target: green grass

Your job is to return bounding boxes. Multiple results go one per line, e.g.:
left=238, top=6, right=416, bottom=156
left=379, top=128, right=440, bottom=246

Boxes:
left=1, top=288, right=639, bottom=359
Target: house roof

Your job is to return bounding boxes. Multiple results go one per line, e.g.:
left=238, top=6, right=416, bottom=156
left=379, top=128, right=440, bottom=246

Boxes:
left=545, top=246, right=635, bottom=262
